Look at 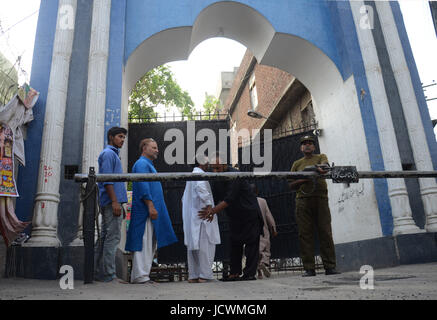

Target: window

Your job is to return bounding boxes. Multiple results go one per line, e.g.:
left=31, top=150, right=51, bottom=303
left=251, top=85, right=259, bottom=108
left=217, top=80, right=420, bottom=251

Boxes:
left=249, top=74, right=258, bottom=110
left=64, top=165, right=79, bottom=180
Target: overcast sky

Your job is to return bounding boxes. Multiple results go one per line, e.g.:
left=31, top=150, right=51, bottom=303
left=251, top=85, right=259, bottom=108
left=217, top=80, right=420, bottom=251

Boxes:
left=0, top=0, right=435, bottom=125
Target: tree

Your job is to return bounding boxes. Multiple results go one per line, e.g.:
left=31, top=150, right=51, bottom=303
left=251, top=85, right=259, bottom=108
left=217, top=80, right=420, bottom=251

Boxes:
left=0, top=52, right=18, bottom=105
left=128, top=65, right=195, bottom=122
left=201, top=94, right=222, bottom=120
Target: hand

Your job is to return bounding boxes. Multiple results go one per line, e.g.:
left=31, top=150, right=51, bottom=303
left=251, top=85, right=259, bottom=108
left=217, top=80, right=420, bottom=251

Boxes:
left=272, top=231, right=278, bottom=238
left=145, top=199, right=158, bottom=220
left=316, top=164, right=329, bottom=175
left=149, top=207, right=158, bottom=220
left=289, top=179, right=311, bottom=190
left=112, top=202, right=122, bottom=217
left=198, top=205, right=214, bottom=222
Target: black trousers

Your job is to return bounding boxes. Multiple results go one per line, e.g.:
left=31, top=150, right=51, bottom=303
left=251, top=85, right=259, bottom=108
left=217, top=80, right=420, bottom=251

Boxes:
left=227, top=208, right=263, bottom=278
left=230, top=236, right=260, bottom=277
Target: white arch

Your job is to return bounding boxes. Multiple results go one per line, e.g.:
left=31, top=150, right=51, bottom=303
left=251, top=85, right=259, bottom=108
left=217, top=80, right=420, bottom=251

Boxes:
left=121, top=1, right=382, bottom=243
left=125, top=26, right=193, bottom=96
left=260, top=33, right=343, bottom=104
left=124, top=0, right=343, bottom=112
left=188, top=1, right=275, bottom=63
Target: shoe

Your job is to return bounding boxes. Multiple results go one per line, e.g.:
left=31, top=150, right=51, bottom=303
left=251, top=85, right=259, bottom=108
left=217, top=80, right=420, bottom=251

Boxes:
left=220, top=274, right=239, bottom=282
left=325, top=268, right=341, bottom=275
left=220, top=277, right=238, bottom=282
left=102, top=276, right=115, bottom=283
left=260, top=264, right=271, bottom=278
left=257, top=270, right=263, bottom=279
left=302, top=270, right=316, bottom=277
left=188, top=279, right=199, bottom=283
left=238, top=275, right=257, bottom=281
left=198, top=278, right=208, bottom=283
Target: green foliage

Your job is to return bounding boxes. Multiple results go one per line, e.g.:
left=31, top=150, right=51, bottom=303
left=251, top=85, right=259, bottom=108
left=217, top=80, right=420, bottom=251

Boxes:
left=128, top=65, right=195, bottom=122
left=201, top=94, right=222, bottom=120
left=0, top=52, right=18, bottom=105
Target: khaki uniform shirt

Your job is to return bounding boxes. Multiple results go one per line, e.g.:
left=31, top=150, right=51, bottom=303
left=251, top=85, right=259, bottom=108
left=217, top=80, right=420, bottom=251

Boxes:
left=290, top=154, right=328, bottom=198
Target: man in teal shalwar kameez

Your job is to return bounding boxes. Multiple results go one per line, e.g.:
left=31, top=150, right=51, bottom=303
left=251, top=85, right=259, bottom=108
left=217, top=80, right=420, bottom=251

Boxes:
left=125, top=138, right=178, bottom=283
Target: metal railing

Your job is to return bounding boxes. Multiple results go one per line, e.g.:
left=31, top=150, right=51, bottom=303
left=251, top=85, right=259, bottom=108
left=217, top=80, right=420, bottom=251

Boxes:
left=128, top=112, right=229, bottom=123
left=75, top=166, right=437, bottom=284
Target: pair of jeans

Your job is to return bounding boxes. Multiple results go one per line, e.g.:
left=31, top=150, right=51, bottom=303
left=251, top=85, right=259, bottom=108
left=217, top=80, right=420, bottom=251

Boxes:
left=94, top=204, right=122, bottom=281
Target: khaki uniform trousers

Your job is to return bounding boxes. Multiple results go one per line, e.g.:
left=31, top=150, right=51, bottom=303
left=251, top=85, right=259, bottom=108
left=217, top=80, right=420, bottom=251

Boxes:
left=295, top=197, right=336, bottom=271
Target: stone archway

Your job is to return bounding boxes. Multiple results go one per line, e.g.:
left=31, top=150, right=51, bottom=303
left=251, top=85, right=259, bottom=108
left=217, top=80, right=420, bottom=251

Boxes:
left=120, top=1, right=381, bottom=243
left=13, top=0, right=437, bottom=279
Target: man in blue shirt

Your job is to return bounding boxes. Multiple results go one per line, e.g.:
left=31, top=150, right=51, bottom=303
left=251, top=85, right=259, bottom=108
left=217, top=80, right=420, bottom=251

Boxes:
left=95, top=126, right=128, bottom=282
left=125, top=138, right=177, bottom=284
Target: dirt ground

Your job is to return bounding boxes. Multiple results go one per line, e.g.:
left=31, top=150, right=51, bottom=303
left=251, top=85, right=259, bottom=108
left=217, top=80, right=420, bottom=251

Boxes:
left=1, top=262, right=436, bottom=300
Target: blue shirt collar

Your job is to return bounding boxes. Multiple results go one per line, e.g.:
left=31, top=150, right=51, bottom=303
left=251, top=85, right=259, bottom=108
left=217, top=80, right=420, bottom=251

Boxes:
left=141, top=155, right=154, bottom=165
left=106, top=145, right=120, bottom=155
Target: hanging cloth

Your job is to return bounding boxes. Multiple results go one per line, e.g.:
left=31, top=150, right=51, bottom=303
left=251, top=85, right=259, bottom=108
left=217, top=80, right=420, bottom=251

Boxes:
left=0, top=197, right=30, bottom=246
left=0, top=84, right=39, bottom=166
left=0, top=84, right=38, bottom=246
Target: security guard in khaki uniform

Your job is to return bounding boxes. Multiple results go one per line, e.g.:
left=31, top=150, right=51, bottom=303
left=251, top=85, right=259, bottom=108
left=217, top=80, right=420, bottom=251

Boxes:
left=289, top=135, right=339, bottom=277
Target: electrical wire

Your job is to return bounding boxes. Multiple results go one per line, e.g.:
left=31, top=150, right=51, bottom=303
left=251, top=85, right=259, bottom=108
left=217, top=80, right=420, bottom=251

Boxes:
left=0, top=9, right=39, bottom=37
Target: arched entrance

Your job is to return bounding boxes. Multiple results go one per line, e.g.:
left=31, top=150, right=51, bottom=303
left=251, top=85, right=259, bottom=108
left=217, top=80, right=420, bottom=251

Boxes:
left=12, top=0, right=437, bottom=279
left=120, top=1, right=384, bottom=243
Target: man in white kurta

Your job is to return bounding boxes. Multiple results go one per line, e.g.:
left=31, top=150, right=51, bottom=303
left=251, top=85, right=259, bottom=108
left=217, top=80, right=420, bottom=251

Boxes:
left=182, top=163, right=220, bottom=282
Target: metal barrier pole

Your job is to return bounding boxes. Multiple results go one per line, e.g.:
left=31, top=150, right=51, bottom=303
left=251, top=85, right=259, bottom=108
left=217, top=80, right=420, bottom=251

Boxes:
left=82, top=167, right=96, bottom=284
left=74, top=169, right=437, bottom=183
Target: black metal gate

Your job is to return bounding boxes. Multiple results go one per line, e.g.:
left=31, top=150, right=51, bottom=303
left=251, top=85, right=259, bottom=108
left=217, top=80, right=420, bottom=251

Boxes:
left=128, top=118, right=231, bottom=264
left=237, top=131, right=320, bottom=259
left=128, top=120, right=318, bottom=264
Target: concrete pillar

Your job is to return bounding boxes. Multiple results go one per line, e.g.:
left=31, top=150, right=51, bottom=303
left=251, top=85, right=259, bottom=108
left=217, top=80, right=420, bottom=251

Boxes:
left=82, top=0, right=111, bottom=173
left=351, top=1, right=421, bottom=235
left=70, top=0, right=112, bottom=246
left=24, top=0, right=77, bottom=247
left=376, top=1, right=437, bottom=233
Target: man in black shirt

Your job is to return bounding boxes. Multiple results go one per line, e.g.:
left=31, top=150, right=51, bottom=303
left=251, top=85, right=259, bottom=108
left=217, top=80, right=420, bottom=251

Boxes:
left=198, top=155, right=263, bottom=281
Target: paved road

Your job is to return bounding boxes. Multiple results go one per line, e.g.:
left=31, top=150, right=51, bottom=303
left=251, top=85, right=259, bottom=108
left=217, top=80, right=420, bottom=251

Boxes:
left=0, top=262, right=436, bottom=300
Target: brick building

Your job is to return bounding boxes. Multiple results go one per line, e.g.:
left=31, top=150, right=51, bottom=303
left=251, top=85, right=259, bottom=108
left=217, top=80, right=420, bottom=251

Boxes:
left=221, top=50, right=317, bottom=164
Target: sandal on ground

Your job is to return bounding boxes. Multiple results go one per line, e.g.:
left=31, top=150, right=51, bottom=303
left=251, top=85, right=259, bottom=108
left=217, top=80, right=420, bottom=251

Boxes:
left=260, top=264, right=271, bottom=278
left=134, top=279, right=156, bottom=284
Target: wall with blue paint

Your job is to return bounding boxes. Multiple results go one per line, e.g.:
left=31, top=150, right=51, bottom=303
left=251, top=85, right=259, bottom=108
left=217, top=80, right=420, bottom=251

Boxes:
left=16, top=0, right=59, bottom=223
left=22, top=0, right=434, bottom=243
left=391, top=1, right=437, bottom=170
left=105, top=0, right=126, bottom=138
left=121, top=0, right=390, bottom=240
left=326, top=0, right=393, bottom=236
left=366, top=0, right=424, bottom=229
left=58, top=0, right=94, bottom=245
left=124, top=0, right=344, bottom=78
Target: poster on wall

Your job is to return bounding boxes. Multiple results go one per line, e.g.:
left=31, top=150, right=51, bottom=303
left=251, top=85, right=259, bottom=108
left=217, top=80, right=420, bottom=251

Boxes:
left=0, top=123, right=18, bottom=197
